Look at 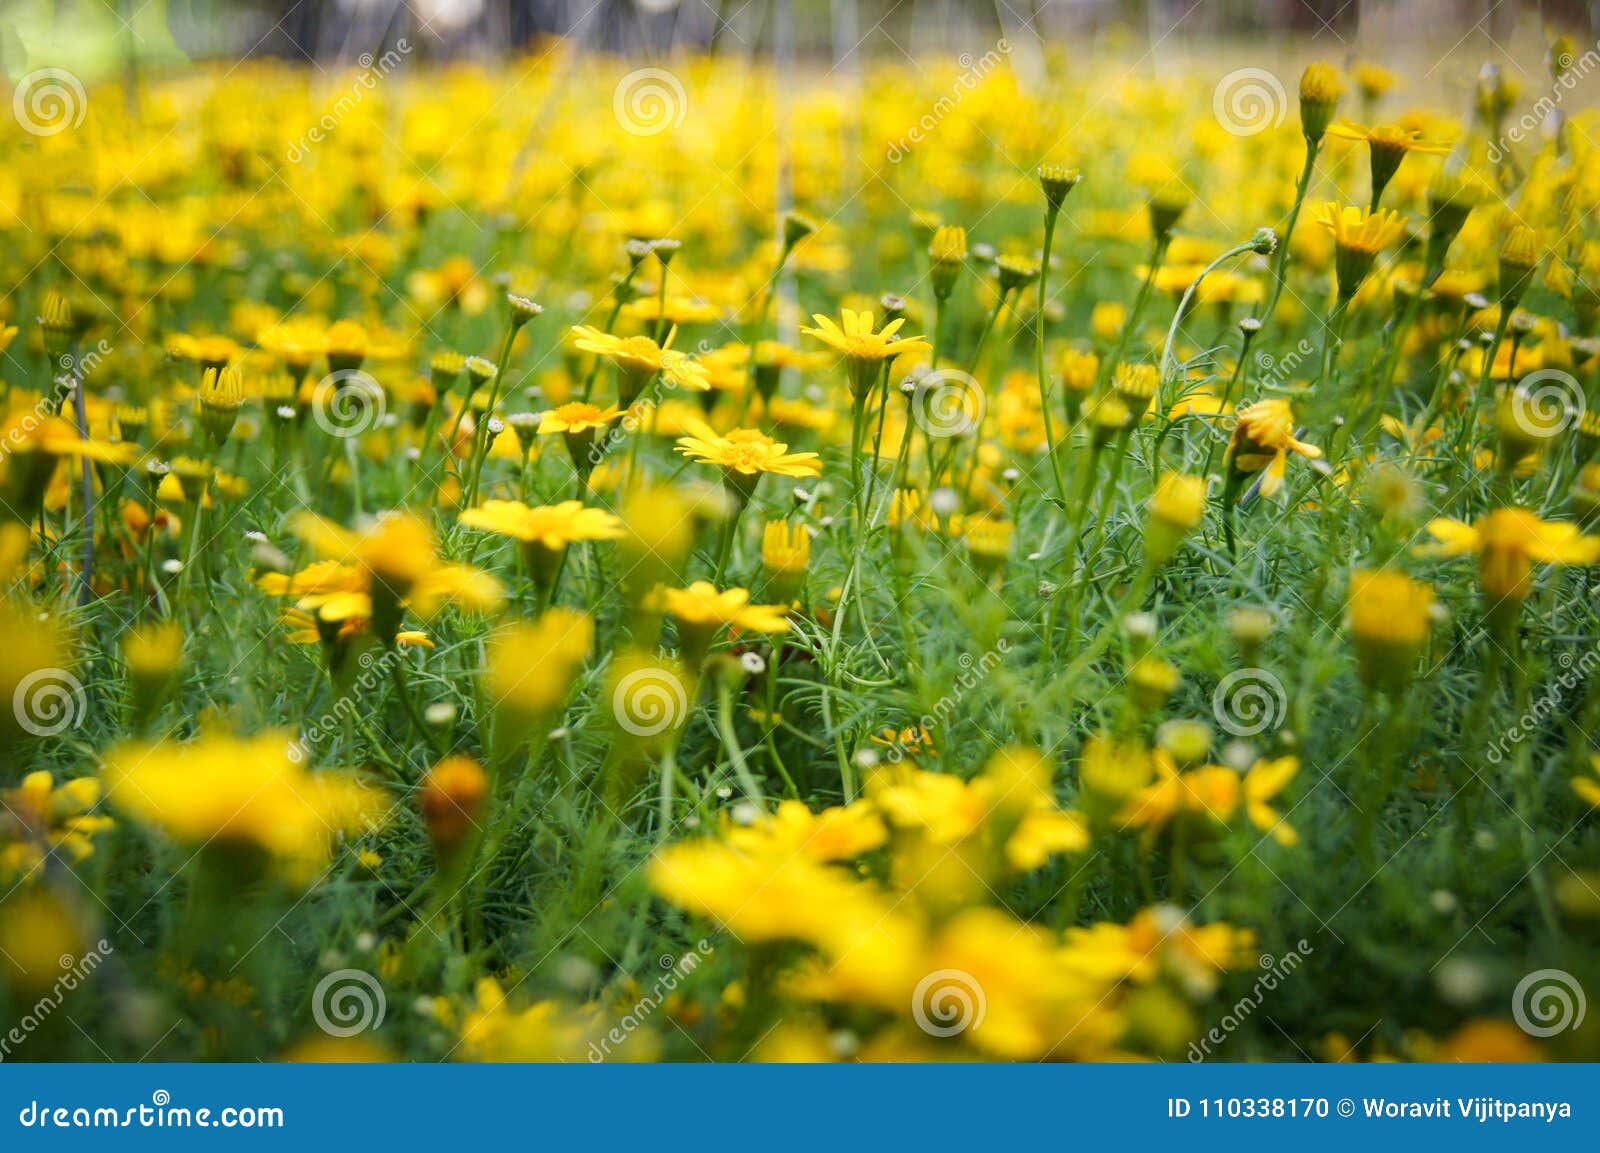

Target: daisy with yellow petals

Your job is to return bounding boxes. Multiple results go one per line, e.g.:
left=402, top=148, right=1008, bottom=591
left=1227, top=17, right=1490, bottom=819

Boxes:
left=289, top=511, right=504, bottom=644
left=539, top=401, right=625, bottom=476
left=675, top=419, right=821, bottom=504
left=1312, top=202, right=1408, bottom=297
left=569, top=325, right=709, bottom=405
left=800, top=307, right=931, bottom=399
left=458, top=499, right=624, bottom=590
left=1421, top=507, right=1600, bottom=607
left=654, top=580, right=792, bottom=662
left=1325, top=119, right=1452, bottom=208
left=1225, top=399, right=1323, bottom=499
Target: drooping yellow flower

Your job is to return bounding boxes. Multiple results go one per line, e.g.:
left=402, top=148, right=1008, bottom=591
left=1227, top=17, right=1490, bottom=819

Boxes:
left=1225, top=399, right=1322, bottom=497
left=1421, top=507, right=1600, bottom=603
left=101, top=730, right=386, bottom=872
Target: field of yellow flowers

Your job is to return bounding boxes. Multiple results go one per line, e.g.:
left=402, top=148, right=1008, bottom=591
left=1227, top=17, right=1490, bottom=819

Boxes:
left=2, top=37, right=1600, bottom=1063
